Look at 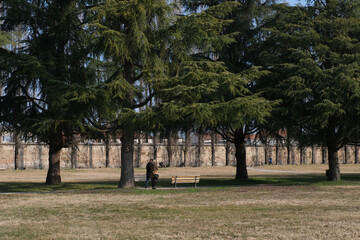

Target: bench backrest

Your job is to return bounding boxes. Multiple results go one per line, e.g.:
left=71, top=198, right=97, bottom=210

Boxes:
left=171, top=176, right=200, bottom=184
left=134, top=176, right=147, bottom=182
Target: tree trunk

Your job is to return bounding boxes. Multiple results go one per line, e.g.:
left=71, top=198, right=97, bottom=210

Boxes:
left=234, top=130, right=248, bottom=180
left=312, top=144, right=316, bottom=164
left=286, top=142, right=291, bottom=165
left=327, top=146, right=340, bottom=181
left=225, top=141, right=231, bottom=166
left=344, top=145, right=348, bottom=164
left=46, top=134, right=64, bottom=185
left=153, top=132, right=158, bottom=160
left=166, top=134, right=173, bottom=167
left=118, top=61, right=136, bottom=188
left=145, top=132, right=149, bottom=143
left=326, top=126, right=341, bottom=181
left=196, top=133, right=203, bottom=167
left=255, top=143, right=259, bottom=166
left=14, top=132, right=24, bottom=170
left=300, top=145, right=304, bottom=164
left=322, top=146, right=327, bottom=164
left=88, top=141, right=93, bottom=168
left=136, top=135, right=141, bottom=168
left=264, top=144, right=268, bottom=165
left=118, top=124, right=135, bottom=188
left=275, top=138, right=281, bottom=165
left=291, top=145, right=296, bottom=164
left=211, top=131, right=216, bottom=166
left=70, top=145, right=77, bottom=168
left=105, top=133, right=110, bottom=168
left=183, top=130, right=190, bottom=167
left=38, top=143, right=43, bottom=169
left=355, top=145, right=359, bottom=164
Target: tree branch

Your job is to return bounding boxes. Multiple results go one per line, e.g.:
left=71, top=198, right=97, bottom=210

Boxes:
left=132, top=91, right=155, bottom=109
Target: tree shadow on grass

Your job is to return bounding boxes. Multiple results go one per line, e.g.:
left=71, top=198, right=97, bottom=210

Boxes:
left=135, top=173, right=360, bottom=188
left=1, top=174, right=360, bottom=193
left=0, top=181, right=118, bottom=193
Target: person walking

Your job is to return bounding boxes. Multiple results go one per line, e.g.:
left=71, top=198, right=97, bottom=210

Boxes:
left=151, top=160, right=159, bottom=189
left=145, top=158, right=154, bottom=189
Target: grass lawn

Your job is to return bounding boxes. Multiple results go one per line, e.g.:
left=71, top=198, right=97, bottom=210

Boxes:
left=1, top=165, right=360, bottom=239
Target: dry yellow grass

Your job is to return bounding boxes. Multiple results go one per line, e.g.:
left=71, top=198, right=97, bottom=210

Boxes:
left=1, top=185, right=360, bottom=239
left=1, top=165, right=360, bottom=239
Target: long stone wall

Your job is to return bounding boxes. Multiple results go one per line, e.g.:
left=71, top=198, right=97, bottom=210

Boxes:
left=0, top=142, right=359, bottom=169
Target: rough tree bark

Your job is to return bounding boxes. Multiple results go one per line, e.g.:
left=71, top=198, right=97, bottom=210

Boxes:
left=326, top=125, right=341, bottom=181
left=327, top=146, right=340, bottom=181
left=118, top=62, right=136, bottom=188
left=234, top=129, right=248, bottom=180
left=118, top=123, right=135, bottom=188
left=46, top=133, right=64, bottom=184
left=14, top=132, right=24, bottom=170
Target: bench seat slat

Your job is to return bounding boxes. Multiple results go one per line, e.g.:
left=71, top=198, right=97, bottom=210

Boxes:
left=172, top=176, right=199, bottom=178
left=172, top=178, right=200, bottom=181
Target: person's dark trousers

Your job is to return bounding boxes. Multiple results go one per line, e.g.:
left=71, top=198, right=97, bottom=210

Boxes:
left=145, top=173, right=151, bottom=188
left=151, top=175, right=158, bottom=189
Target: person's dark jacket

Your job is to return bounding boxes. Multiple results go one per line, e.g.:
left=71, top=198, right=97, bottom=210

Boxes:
left=146, top=161, right=153, bottom=177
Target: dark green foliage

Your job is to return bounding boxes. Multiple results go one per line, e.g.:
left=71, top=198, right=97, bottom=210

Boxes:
left=0, top=0, right=97, bottom=183
left=89, top=0, right=173, bottom=188
left=0, top=31, right=10, bottom=45
left=173, top=0, right=276, bottom=179
left=261, top=0, right=360, bottom=180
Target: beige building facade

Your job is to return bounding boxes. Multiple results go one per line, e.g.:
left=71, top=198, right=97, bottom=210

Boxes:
left=0, top=142, right=358, bottom=169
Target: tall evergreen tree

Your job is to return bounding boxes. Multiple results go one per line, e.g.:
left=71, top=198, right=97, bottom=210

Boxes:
left=0, top=0, right=96, bottom=184
left=176, top=0, right=276, bottom=179
left=159, top=1, right=273, bottom=180
left=261, top=0, right=360, bottom=180
left=90, top=0, right=172, bottom=188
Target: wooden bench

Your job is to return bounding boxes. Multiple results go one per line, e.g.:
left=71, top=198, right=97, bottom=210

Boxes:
left=171, top=176, right=200, bottom=188
left=134, top=175, right=148, bottom=187
left=134, top=175, right=147, bottom=182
